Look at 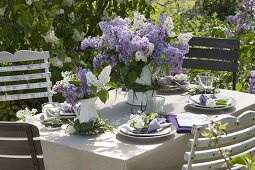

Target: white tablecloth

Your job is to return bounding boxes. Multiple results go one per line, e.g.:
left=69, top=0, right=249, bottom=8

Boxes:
left=39, top=89, right=255, bottom=170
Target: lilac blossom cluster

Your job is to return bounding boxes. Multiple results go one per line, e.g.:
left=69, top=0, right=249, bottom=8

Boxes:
left=248, top=71, right=255, bottom=94
left=52, top=67, right=90, bottom=107
left=81, top=12, right=192, bottom=75
left=226, top=0, right=254, bottom=35
left=93, top=53, right=117, bottom=70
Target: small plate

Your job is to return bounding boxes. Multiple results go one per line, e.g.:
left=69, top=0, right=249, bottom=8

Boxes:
left=188, top=94, right=237, bottom=110
left=157, top=84, right=189, bottom=93
left=118, top=124, right=176, bottom=139
left=60, top=111, right=76, bottom=119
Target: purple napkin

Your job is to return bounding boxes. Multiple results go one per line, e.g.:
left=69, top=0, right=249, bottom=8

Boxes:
left=148, top=118, right=166, bottom=132
left=165, top=114, right=192, bottom=133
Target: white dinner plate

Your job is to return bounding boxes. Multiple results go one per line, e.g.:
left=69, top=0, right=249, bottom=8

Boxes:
left=188, top=94, right=237, bottom=110
left=118, top=123, right=176, bottom=139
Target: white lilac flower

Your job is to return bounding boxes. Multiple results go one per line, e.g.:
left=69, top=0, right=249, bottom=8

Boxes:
left=177, top=33, right=193, bottom=43
left=134, top=120, right=145, bottom=129
left=16, top=110, right=26, bottom=120
left=72, top=29, right=85, bottom=41
left=16, top=107, right=37, bottom=122
left=64, top=0, right=75, bottom=6
left=98, top=65, right=111, bottom=84
left=43, top=30, right=59, bottom=44
left=180, top=0, right=187, bottom=3
left=86, top=71, right=101, bottom=87
left=146, top=43, right=154, bottom=56
left=206, top=98, right=216, bottom=108
left=128, top=114, right=146, bottom=129
left=173, top=74, right=188, bottom=82
left=64, top=57, right=72, bottom=63
left=61, top=71, right=73, bottom=83
left=0, top=7, right=6, bottom=16
left=50, top=57, right=63, bottom=68
left=69, top=12, right=75, bottom=24
left=164, top=17, right=175, bottom=37
left=135, top=51, right=147, bottom=62
left=26, top=0, right=33, bottom=5
left=56, top=8, right=65, bottom=15
left=86, top=66, right=112, bottom=91
left=133, top=11, right=149, bottom=30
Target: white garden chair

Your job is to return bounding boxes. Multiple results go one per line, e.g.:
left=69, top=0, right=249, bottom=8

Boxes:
left=182, top=110, right=255, bottom=170
left=0, top=50, right=52, bottom=102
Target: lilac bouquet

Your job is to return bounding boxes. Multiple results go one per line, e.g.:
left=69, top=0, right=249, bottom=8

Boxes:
left=52, top=66, right=113, bottom=112
left=81, top=12, right=192, bottom=89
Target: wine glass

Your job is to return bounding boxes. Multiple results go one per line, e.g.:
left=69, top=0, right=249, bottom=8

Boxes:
left=196, top=72, right=214, bottom=90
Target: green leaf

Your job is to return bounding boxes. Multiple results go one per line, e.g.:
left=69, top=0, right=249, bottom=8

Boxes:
left=69, top=80, right=82, bottom=87
left=228, top=154, right=251, bottom=167
left=105, top=82, right=118, bottom=89
left=162, top=64, right=170, bottom=75
left=90, top=85, right=97, bottom=94
left=97, top=90, right=109, bottom=103
left=124, top=71, right=138, bottom=87
left=236, top=83, right=242, bottom=92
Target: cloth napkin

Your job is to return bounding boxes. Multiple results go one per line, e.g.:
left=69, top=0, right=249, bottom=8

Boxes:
left=165, top=114, right=192, bottom=133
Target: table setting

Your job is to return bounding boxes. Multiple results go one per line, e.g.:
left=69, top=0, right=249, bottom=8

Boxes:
left=14, top=72, right=255, bottom=170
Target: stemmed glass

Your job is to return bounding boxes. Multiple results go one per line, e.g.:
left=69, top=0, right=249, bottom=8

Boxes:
left=196, top=72, right=214, bottom=90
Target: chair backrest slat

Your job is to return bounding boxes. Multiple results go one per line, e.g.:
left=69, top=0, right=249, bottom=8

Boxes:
left=0, top=50, right=49, bottom=62
left=0, top=157, right=45, bottom=170
left=183, top=110, right=255, bottom=170
left=0, top=122, right=45, bottom=170
left=0, top=63, right=49, bottom=72
left=0, top=92, right=51, bottom=101
left=0, top=72, right=51, bottom=82
left=0, top=50, right=52, bottom=102
left=0, top=82, right=52, bottom=92
left=183, top=37, right=240, bottom=90
left=183, top=59, right=238, bottom=72
left=188, top=37, right=240, bottom=49
left=0, top=122, right=39, bottom=137
left=0, top=140, right=43, bottom=155
left=186, top=48, right=239, bottom=61
left=185, top=136, right=255, bottom=161
left=188, top=124, right=255, bottom=148
left=183, top=145, right=255, bottom=170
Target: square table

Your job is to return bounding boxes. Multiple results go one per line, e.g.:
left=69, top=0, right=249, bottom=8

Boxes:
left=39, top=89, right=255, bottom=170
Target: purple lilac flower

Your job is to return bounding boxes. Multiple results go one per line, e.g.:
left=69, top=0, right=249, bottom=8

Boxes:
left=80, top=13, right=191, bottom=75
left=62, top=101, right=75, bottom=113
left=53, top=83, right=84, bottom=106
left=76, top=67, right=91, bottom=94
left=80, top=36, right=103, bottom=50
left=249, top=71, right=255, bottom=94
left=93, top=53, right=117, bottom=70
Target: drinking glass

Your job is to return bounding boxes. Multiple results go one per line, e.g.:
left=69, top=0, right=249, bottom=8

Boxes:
left=146, top=96, right=165, bottom=113
left=42, top=102, right=61, bottom=119
left=196, top=72, right=214, bottom=89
